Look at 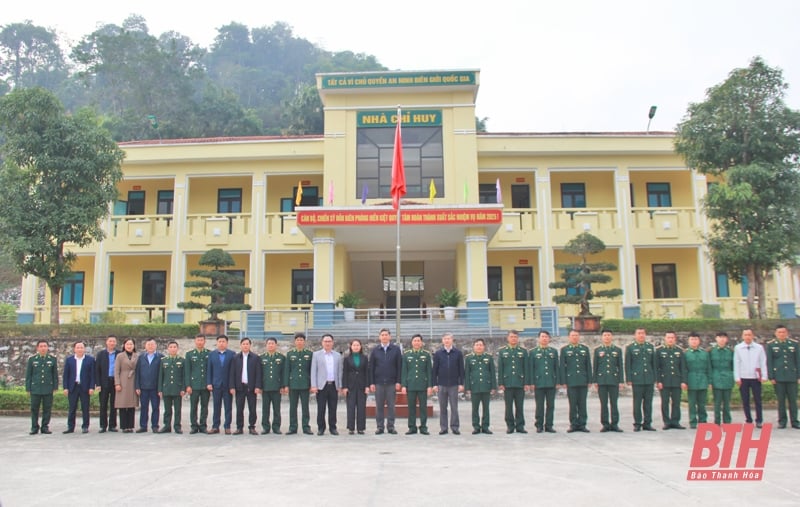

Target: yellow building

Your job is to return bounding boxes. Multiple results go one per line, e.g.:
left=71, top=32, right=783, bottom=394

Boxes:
left=16, top=69, right=800, bottom=334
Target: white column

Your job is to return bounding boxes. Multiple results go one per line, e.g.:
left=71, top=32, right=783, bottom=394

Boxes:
left=250, top=174, right=265, bottom=309
left=537, top=168, right=554, bottom=305
left=615, top=167, right=638, bottom=306
left=464, top=232, right=488, bottom=300
left=312, top=235, right=336, bottom=303
left=169, top=176, right=188, bottom=310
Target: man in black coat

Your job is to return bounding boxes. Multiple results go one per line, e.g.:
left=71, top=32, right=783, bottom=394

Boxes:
left=368, top=328, right=403, bottom=434
left=229, top=337, right=263, bottom=435
left=94, top=335, right=120, bottom=433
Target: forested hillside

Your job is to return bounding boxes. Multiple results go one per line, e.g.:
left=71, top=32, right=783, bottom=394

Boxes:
left=0, top=15, right=386, bottom=140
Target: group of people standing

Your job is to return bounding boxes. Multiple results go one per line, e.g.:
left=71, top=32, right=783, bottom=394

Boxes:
left=24, top=325, right=800, bottom=436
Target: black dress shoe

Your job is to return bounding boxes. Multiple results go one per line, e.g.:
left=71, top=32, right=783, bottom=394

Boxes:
left=158, top=427, right=171, bottom=434
left=349, top=430, right=355, bottom=435
left=30, top=429, right=39, bottom=435
left=634, top=426, right=641, bottom=432
left=99, top=428, right=107, bottom=434
left=358, top=430, right=365, bottom=435
left=452, top=429, right=461, bottom=435
left=63, top=429, right=75, bottom=434
left=273, top=430, right=282, bottom=435
left=233, top=429, right=244, bottom=435
left=207, top=429, right=220, bottom=434
left=420, top=429, right=429, bottom=435
left=506, top=428, right=515, bottom=434
left=406, top=430, right=418, bottom=435
left=287, top=430, right=298, bottom=434
left=260, top=430, right=270, bottom=435
left=536, top=427, right=543, bottom=433
left=108, top=428, right=118, bottom=432
left=317, top=430, right=325, bottom=436
left=175, top=429, right=183, bottom=434
left=567, top=427, right=576, bottom=433
left=611, top=426, right=623, bottom=433
left=82, top=428, right=89, bottom=434
left=662, top=425, right=671, bottom=430
left=40, top=428, right=51, bottom=434
left=303, top=429, right=314, bottom=435
left=600, top=426, right=609, bottom=433
left=756, top=422, right=762, bottom=429
left=387, top=428, right=398, bottom=434
left=190, top=428, right=200, bottom=435
left=545, top=428, right=556, bottom=433
left=472, top=429, right=481, bottom=434
left=248, top=429, right=258, bottom=435
left=482, top=429, right=493, bottom=434
left=778, top=423, right=787, bottom=429
left=578, top=427, right=590, bottom=433
left=673, top=424, right=686, bottom=430
left=330, top=429, right=339, bottom=435
left=643, top=425, right=656, bottom=431
left=439, top=430, right=448, bottom=435
left=375, top=429, right=384, bottom=435
left=792, top=423, right=800, bottom=429
left=515, top=429, right=526, bottom=434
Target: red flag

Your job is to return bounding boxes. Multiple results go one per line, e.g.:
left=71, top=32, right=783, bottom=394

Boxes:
left=390, top=111, right=406, bottom=209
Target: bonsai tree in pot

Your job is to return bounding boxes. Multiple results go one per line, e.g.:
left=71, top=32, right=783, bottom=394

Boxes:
left=178, top=248, right=252, bottom=335
left=434, top=288, right=465, bottom=320
left=336, top=290, right=365, bottom=321
left=548, top=232, right=623, bottom=331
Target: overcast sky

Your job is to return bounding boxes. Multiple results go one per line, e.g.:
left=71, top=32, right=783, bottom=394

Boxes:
left=5, top=0, right=800, bottom=133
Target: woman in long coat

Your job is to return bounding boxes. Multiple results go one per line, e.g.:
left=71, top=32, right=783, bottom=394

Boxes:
left=341, top=339, right=369, bottom=434
left=114, top=338, right=139, bottom=432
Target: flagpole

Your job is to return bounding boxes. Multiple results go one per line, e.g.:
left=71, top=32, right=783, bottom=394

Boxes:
left=395, top=106, right=402, bottom=341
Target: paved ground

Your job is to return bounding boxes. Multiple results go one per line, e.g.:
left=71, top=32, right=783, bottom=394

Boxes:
left=1, top=393, right=799, bottom=507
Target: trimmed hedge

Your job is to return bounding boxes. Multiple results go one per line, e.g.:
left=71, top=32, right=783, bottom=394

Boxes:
left=601, top=319, right=797, bottom=336
left=0, top=323, right=199, bottom=338
left=0, top=387, right=101, bottom=411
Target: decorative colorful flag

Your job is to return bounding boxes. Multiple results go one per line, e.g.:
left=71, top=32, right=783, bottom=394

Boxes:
left=295, top=181, right=303, bottom=206
left=429, top=179, right=437, bottom=204
left=328, top=179, right=334, bottom=205
left=390, top=109, right=406, bottom=209
left=361, top=184, right=368, bottom=205
left=496, top=177, right=502, bottom=205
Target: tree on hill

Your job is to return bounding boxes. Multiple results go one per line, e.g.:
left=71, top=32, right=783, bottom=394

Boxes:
left=0, top=87, right=124, bottom=324
left=675, top=57, right=800, bottom=319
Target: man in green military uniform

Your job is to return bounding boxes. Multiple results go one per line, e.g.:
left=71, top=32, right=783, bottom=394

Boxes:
left=497, top=329, right=528, bottom=434
left=25, top=340, right=59, bottom=435
left=709, top=332, right=734, bottom=425
left=465, top=338, right=496, bottom=434
left=158, top=341, right=186, bottom=433
left=684, top=332, right=710, bottom=428
left=656, top=331, right=687, bottom=429
left=625, top=327, right=657, bottom=431
left=528, top=331, right=559, bottom=433
left=184, top=334, right=210, bottom=434
left=766, top=324, right=800, bottom=429
left=260, top=337, right=286, bottom=434
left=284, top=332, right=314, bottom=435
left=593, top=329, right=624, bottom=432
left=560, top=330, right=592, bottom=433
left=401, top=334, right=433, bottom=435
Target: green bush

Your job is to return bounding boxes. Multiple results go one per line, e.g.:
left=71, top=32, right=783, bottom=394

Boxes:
left=602, top=318, right=796, bottom=336
left=678, top=382, right=800, bottom=406
left=0, top=323, right=199, bottom=338
left=0, top=386, right=102, bottom=411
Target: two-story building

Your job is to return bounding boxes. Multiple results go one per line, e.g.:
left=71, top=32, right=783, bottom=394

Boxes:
left=16, top=69, right=800, bottom=335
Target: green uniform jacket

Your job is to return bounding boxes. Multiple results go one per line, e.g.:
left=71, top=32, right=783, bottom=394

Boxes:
left=401, top=349, right=433, bottom=391
left=592, top=345, right=623, bottom=385
left=709, top=346, right=734, bottom=389
left=766, top=339, right=800, bottom=382
left=528, top=346, right=560, bottom=388
left=284, top=348, right=313, bottom=389
left=655, top=346, right=687, bottom=387
left=684, top=348, right=710, bottom=389
left=464, top=353, right=497, bottom=393
left=560, top=343, right=592, bottom=387
left=158, top=355, right=186, bottom=396
left=497, top=346, right=528, bottom=388
left=184, top=348, right=209, bottom=390
left=260, top=352, right=287, bottom=391
left=25, top=354, right=58, bottom=394
left=625, top=341, right=656, bottom=385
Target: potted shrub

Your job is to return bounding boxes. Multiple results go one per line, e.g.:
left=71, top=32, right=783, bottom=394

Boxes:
left=548, top=232, right=623, bottom=332
left=336, top=291, right=365, bottom=321
left=435, top=288, right=465, bottom=320
left=177, top=248, right=252, bottom=336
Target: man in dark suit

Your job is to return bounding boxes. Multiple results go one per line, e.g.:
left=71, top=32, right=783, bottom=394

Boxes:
left=94, top=335, right=120, bottom=433
left=207, top=335, right=235, bottom=434
left=229, top=337, right=263, bottom=435
left=368, top=328, right=403, bottom=435
left=310, top=334, right=343, bottom=435
left=62, top=341, right=96, bottom=434
left=135, top=338, right=163, bottom=433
